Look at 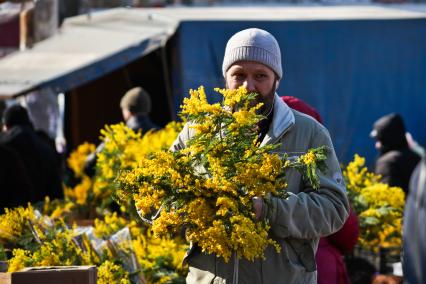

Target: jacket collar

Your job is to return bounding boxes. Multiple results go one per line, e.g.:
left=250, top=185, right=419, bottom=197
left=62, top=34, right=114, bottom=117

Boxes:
left=260, top=93, right=295, bottom=146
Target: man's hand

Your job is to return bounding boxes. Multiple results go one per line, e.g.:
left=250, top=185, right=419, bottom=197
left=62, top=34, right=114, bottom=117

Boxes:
left=252, top=197, right=263, bottom=220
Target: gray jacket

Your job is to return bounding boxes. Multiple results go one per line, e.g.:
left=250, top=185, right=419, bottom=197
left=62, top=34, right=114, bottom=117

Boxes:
left=171, top=94, right=350, bottom=284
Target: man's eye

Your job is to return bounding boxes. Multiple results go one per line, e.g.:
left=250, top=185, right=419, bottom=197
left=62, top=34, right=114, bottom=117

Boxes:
left=233, top=74, right=244, bottom=80
left=256, top=74, right=267, bottom=79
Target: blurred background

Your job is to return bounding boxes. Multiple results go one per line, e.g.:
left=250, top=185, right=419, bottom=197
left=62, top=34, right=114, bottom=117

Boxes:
left=1, top=0, right=425, bottom=167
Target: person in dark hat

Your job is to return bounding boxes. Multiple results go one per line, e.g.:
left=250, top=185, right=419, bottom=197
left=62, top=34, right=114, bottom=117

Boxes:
left=120, top=87, right=159, bottom=132
left=370, top=113, right=421, bottom=194
left=84, top=87, right=159, bottom=177
left=1, top=104, right=63, bottom=203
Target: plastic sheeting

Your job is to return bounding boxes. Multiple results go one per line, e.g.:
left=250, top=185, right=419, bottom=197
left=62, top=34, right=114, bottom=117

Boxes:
left=21, top=88, right=60, bottom=139
left=170, top=19, right=426, bottom=166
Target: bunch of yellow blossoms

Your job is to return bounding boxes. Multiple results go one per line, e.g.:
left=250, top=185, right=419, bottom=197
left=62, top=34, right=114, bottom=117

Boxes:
left=61, top=142, right=110, bottom=219
left=343, top=155, right=405, bottom=251
left=97, top=260, right=131, bottom=284
left=0, top=205, right=36, bottom=246
left=97, top=122, right=182, bottom=209
left=119, top=86, right=328, bottom=262
left=0, top=205, right=53, bottom=251
left=8, top=230, right=94, bottom=272
left=4, top=205, right=97, bottom=273
left=67, top=142, right=96, bottom=178
left=98, top=122, right=183, bottom=180
left=133, top=231, right=188, bottom=284
left=61, top=122, right=182, bottom=220
left=93, top=212, right=187, bottom=283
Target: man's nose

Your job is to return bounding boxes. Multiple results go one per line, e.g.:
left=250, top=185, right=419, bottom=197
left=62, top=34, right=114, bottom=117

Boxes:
left=243, top=78, right=256, bottom=92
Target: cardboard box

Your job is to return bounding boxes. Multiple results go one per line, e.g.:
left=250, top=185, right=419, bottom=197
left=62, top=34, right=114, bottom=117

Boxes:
left=0, top=265, right=96, bottom=284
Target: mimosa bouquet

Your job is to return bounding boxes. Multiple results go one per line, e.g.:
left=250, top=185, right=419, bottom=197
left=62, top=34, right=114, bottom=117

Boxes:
left=343, top=155, right=405, bottom=251
left=118, top=86, right=328, bottom=262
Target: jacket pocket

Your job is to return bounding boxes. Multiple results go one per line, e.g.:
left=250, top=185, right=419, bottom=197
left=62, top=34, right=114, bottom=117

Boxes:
left=286, top=238, right=317, bottom=272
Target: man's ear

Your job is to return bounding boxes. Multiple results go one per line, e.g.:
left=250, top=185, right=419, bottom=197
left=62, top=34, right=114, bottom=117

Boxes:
left=275, top=80, right=280, bottom=90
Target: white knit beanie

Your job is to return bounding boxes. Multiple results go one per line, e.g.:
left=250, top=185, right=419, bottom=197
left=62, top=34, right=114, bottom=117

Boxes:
left=222, top=28, right=282, bottom=79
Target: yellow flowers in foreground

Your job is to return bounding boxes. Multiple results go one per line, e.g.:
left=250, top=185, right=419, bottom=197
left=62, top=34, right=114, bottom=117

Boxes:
left=63, top=142, right=111, bottom=219
left=1, top=205, right=187, bottom=283
left=1, top=116, right=188, bottom=282
left=5, top=210, right=95, bottom=273
left=119, top=86, right=328, bottom=262
left=96, top=122, right=182, bottom=210
left=67, top=142, right=96, bottom=178
left=343, top=155, right=405, bottom=251
left=133, top=231, right=188, bottom=283
left=97, top=261, right=130, bottom=284
left=0, top=205, right=35, bottom=244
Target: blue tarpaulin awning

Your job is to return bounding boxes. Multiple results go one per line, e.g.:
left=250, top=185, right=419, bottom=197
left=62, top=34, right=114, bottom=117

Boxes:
left=161, top=5, right=426, bottom=165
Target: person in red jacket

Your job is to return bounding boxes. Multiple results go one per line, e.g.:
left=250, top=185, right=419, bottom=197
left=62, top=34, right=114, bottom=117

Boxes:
left=282, top=96, right=359, bottom=284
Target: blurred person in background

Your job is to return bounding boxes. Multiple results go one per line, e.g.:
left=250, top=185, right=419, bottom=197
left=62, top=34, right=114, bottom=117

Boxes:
left=0, top=144, right=34, bottom=212
left=1, top=104, right=63, bottom=203
left=35, top=129, right=64, bottom=180
left=402, top=155, right=426, bottom=284
left=84, top=86, right=159, bottom=177
left=370, top=113, right=421, bottom=195
left=119, top=86, right=159, bottom=132
left=346, top=256, right=377, bottom=284
left=282, top=96, right=359, bottom=284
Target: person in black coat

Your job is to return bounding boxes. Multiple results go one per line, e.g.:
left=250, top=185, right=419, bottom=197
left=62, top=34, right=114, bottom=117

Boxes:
left=0, top=144, right=34, bottom=212
left=370, top=113, right=421, bottom=194
left=402, top=156, right=426, bottom=284
left=1, top=105, right=63, bottom=203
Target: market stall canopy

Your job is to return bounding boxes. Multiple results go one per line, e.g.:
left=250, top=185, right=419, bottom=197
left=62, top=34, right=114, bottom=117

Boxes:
left=142, top=4, right=426, bottom=21
left=0, top=8, right=177, bottom=98
left=2, top=5, right=425, bottom=99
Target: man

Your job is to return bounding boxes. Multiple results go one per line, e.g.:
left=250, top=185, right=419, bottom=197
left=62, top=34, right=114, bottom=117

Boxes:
left=120, top=86, right=159, bottom=132
left=1, top=104, right=63, bottom=202
left=172, top=28, right=349, bottom=283
left=370, top=113, right=421, bottom=194
left=403, top=155, right=426, bottom=284
left=84, top=86, right=158, bottom=176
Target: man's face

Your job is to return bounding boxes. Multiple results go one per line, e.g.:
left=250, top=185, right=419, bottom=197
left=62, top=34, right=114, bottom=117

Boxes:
left=225, top=61, right=277, bottom=114
left=121, top=108, right=131, bottom=122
